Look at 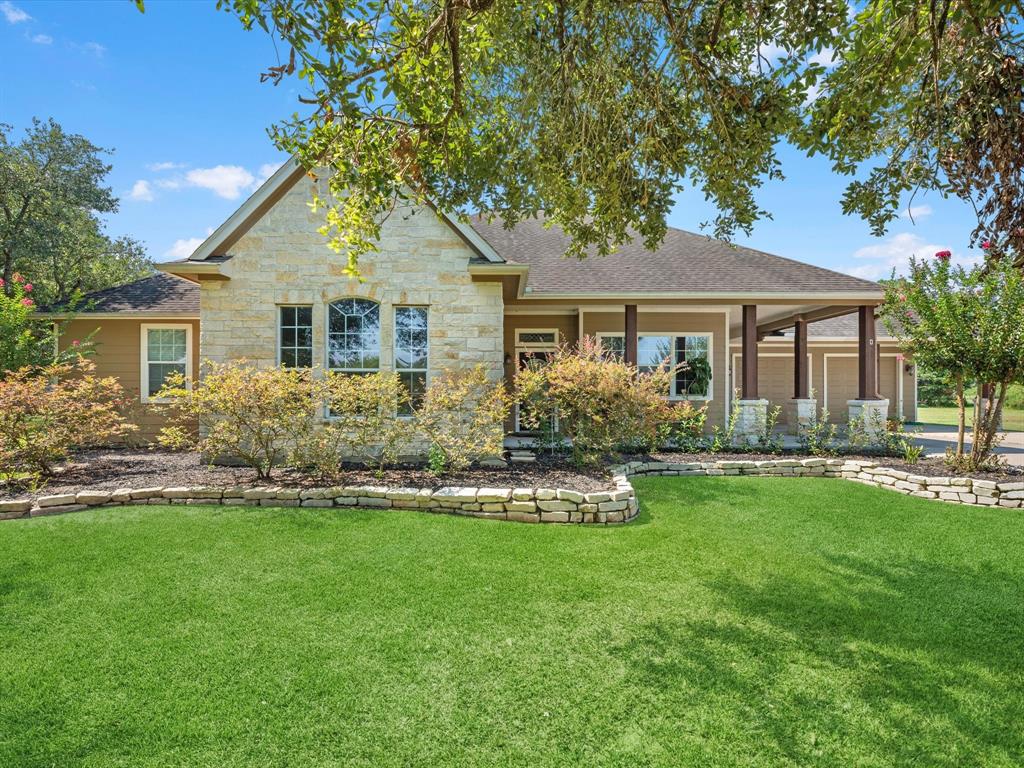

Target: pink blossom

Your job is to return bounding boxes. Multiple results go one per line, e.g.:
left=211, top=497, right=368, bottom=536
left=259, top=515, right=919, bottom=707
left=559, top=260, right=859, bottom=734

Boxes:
left=935, top=250, right=952, bottom=260
left=71, top=339, right=81, bottom=347
left=23, top=283, right=32, bottom=292
left=21, top=298, right=33, bottom=307
left=896, top=354, right=905, bottom=362
left=898, top=293, right=907, bottom=302
left=981, top=240, right=991, bottom=250
left=0, top=278, right=4, bottom=287
left=12, top=272, right=23, bottom=283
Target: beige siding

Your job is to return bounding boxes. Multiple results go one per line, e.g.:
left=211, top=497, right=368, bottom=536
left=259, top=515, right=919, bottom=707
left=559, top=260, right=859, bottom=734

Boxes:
left=582, top=310, right=729, bottom=428
left=58, top=317, right=200, bottom=441
left=732, top=340, right=916, bottom=424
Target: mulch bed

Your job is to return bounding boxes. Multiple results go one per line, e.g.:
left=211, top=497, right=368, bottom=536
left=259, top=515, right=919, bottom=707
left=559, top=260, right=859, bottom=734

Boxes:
left=644, top=451, right=1024, bottom=481
left=0, top=448, right=614, bottom=500
left=5, top=446, right=1021, bottom=502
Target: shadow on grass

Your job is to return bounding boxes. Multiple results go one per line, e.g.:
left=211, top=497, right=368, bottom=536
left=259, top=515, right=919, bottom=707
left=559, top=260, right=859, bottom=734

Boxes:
left=614, top=550, right=1024, bottom=765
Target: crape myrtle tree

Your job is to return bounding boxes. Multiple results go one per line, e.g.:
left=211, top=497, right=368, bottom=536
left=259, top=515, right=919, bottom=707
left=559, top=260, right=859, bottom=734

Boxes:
left=137, top=1, right=1024, bottom=273
left=881, top=248, right=1024, bottom=469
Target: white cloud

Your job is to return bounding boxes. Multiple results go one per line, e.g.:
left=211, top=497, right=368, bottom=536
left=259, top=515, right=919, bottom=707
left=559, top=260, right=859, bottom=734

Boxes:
left=255, top=162, right=280, bottom=186
left=147, top=161, right=184, bottom=172
left=842, top=232, right=980, bottom=280
left=28, top=33, right=51, bottom=44
left=129, top=180, right=154, bottom=202
left=900, top=204, right=933, bottom=221
left=808, top=47, right=837, bottom=68
left=1, top=2, right=30, bottom=23
left=185, top=165, right=256, bottom=199
left=164, top=237, right=205, bottom=260
left=155, top=178, right=182, bottom=190
left=74, top=41, right=106, bottom=57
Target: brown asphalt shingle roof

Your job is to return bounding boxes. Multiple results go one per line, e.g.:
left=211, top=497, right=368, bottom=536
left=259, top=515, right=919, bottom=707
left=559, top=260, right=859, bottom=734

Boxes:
left=468, top=215, right=881, bottom=294
left=50, top=273, right=199, bottom=315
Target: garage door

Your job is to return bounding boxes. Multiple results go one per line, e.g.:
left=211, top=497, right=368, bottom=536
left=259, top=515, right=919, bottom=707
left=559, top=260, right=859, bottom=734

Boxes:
left=824, top=356, right=900, bottom=424
left=732, top=354, right=810, bottom=426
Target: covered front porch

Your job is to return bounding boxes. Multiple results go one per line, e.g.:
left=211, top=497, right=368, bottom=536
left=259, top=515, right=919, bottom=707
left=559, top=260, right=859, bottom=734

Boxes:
left=502, top=298, right=891, bottom=441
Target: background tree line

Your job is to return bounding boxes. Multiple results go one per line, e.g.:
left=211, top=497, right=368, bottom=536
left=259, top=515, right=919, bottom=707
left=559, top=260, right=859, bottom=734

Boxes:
left=1, top=117, right=152, bottom=309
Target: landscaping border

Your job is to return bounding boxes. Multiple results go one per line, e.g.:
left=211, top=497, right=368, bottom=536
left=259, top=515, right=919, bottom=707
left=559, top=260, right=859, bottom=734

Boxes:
left=1, top=458, right=1021, bottom=523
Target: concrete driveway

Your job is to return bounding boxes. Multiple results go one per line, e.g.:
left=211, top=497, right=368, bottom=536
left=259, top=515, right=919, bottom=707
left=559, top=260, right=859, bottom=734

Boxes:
left=914, top=423, right=1024, bottom=466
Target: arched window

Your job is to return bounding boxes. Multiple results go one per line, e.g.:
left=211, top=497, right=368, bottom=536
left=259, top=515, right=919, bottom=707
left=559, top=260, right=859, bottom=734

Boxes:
left=327, top=298, right=380, bottom=374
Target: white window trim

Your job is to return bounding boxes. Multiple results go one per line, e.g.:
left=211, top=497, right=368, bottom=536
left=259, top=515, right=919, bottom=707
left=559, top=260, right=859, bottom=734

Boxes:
left=325, top=298, right=382, bottom=375
left=140, top=323, right=193, bottom=404
left=277, top=304, right=314, bottom=368
left=515, top=328, right=560, bottom=349
left=596, top=331, right=714, bottom=401
left=394, top=305, right=430, bottom=419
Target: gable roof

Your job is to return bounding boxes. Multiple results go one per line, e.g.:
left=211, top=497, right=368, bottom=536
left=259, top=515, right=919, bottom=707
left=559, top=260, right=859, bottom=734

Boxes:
left=468, top=215, right=880, bottom=296
left=184, top=159, right=503, bottom=264
left=41, top=273, right=199, bottom=316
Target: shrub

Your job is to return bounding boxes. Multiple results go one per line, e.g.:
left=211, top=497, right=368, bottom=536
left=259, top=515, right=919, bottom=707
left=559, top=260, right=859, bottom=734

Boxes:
left=663, top=400, right=708, bottom=451
left=294, top=371, right=412, bottom=477
left=156, top=360, right=319, bottom=479
left=0, top=358, right=136, bottom=483
left=515, top=337, right=676, bottom=465
left=417, top=365, right=510, bottom=472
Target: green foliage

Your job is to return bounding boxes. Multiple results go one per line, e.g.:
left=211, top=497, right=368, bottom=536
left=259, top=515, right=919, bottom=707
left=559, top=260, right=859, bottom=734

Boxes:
left=415, top=365, right=510, bottom=473
left=157, top=361, right=321, bottom=480
left=304, top=371, right=412, bottom=475
left=664, top=400, right=708, bottom=452
left=0, top=271, right=94, bottom=374
left=0, top=119, right=151, bottom=307
left=0, top=358, right=136, bottom=484
left=902, top=442, right=924, bottom=465
left=916, top=366, right=957, bottom=408
left=209, top=3, right=1024, bottom=269
left=426, top=444, right=446, bottom=476
left=515, top=337, right=676, bottom=466
left=881, top=251, right=1024, bottom=468
left=797, top=404, right=839, bottom=458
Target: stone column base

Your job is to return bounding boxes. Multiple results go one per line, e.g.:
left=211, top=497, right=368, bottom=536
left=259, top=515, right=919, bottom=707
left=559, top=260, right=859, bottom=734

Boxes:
left=733, top=399, right=769, bottom=445
left=847, top=399, right=890, bottom=438
left=785, top=398, right=818, bottom=434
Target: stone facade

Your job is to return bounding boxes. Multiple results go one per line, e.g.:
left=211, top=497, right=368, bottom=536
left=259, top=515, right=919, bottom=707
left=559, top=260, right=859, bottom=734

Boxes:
left=733, top=399, right=769, bottom=444
left=200, top=176, right=504, bottom=383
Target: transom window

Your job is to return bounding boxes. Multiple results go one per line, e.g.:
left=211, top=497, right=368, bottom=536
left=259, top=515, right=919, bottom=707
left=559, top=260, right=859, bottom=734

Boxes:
left=515, top=329, right=558, bottom=347
left=141, top=324, right=191, bottom=402
left=328, top=299, right=380, bottom=373
left=598, top=333, right=712, bottom=399
left=394, top=306, right=428, bottom=415
left=278, top=306, right=313, bottom=368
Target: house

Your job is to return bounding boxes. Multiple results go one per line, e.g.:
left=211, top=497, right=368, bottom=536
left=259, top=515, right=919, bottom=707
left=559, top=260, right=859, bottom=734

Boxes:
left=51, top=160, right=914, bottom=442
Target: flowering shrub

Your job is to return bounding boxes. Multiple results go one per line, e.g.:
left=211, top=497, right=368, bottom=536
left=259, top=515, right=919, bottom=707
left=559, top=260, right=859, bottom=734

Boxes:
left=293, top=372, right=411, bottom=477
left=0, top=273, right=95, bottom=374
left=663, top=400, right=708, bottom=450
left=156, top=360, right=320, bottom=479
left=0, top=358, right=136, bottom=482
left=515, top=337, right=676, bottom=465
left=881, top=247, right=1024, bottom=469
left=416, top=365, right=510, bottom=472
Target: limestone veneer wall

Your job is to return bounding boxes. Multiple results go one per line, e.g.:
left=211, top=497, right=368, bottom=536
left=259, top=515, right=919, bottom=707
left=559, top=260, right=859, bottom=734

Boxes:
left=200, top=177, right=504, bottom=380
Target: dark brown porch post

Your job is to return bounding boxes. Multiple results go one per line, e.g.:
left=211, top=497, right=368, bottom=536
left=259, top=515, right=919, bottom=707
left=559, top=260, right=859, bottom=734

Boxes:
left=858, top=305, right=879, bottom=400
left=624, top=304, right=638, bottom=366
left=742, top=305, right=758, bottom=399
left=793, top=317, right=808, bottom=399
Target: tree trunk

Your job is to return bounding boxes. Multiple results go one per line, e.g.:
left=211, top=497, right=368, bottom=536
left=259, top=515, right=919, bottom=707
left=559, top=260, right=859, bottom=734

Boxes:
left=954, top=375, right=966, bottom=456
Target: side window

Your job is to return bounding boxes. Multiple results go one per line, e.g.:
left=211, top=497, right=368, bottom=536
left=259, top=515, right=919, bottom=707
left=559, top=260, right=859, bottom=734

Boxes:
left=279, top=306, right=313, bottom=368
left=394, top=306, right=428, bottom=415
left=141, top=325, right=190, bottom=402
left=327, top=299, right=381, bottom=374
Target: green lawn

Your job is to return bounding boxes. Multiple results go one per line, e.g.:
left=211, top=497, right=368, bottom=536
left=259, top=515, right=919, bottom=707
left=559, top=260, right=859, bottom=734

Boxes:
left=917, top=405, right=1024, bottom=431
left=2, top=478, right=1023, bottom=767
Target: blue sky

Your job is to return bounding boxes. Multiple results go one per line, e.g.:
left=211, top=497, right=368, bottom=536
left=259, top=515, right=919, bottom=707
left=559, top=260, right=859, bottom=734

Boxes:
left=1, top=0, right=984, bottom=278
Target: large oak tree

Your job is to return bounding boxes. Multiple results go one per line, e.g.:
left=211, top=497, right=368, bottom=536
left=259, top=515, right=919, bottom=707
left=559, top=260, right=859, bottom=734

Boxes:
left=145, top=1, right=1024, bottom=271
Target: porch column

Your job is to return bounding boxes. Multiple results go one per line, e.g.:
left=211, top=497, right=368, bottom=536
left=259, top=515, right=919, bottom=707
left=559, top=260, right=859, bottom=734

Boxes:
left=784, top=316, right=817, bottom=433
left=857, top=305, right=880, bottom=399
left=624, top=304, right=638, bottom=366
left=849, top=305, right=888, bottom=438
left=734, top=304, right=768, bottom=445
left=741, top=305, right=758, bottom=399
